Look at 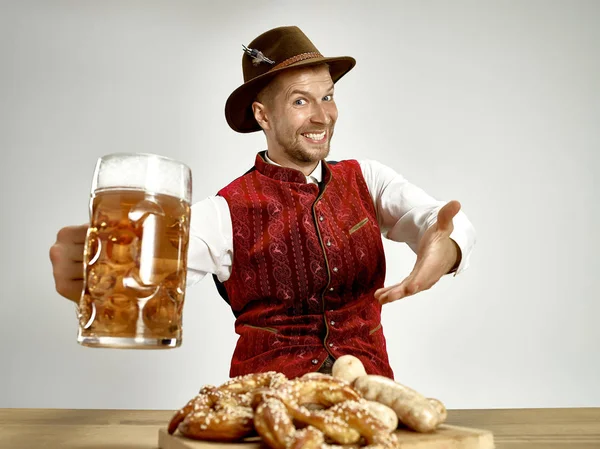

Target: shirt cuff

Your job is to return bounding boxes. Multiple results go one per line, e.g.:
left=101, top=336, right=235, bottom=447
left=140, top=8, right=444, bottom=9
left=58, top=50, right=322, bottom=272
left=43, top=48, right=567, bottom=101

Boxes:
left=447, top=211, right=476, bottom=276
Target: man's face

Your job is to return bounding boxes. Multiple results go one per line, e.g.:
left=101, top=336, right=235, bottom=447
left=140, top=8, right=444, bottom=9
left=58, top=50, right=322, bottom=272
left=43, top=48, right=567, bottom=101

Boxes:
left=256, top=65, right=338, bottom=167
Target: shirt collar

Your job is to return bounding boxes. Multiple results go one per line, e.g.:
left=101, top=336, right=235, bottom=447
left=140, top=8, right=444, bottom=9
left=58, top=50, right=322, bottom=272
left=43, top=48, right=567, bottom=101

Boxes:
left=264, top=152, right=322, bottom=185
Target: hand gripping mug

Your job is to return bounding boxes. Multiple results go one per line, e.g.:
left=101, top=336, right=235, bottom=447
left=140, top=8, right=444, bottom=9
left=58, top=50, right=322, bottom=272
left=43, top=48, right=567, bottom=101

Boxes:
left=77, top=153, right=192, bottom=349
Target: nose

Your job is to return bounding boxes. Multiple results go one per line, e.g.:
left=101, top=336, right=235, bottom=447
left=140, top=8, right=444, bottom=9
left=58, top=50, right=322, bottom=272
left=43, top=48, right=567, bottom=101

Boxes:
left=310, top=102, right=332, bottom=125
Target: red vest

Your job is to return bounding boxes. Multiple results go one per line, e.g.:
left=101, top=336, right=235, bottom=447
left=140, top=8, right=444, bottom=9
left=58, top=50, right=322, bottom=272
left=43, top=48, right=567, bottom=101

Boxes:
left=216, top=152, right=394, bottom=379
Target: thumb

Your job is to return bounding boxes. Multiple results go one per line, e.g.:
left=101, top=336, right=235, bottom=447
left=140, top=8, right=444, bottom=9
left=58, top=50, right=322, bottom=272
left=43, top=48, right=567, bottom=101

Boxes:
left=436, top=200, right=461, bottom=232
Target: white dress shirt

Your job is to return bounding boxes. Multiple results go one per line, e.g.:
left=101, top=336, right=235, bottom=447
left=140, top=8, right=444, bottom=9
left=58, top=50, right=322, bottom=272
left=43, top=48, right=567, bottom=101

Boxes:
left=186, top=155, right=476, bottom=287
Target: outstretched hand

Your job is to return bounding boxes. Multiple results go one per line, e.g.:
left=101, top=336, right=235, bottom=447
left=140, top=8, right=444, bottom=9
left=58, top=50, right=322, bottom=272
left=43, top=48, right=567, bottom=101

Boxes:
left=374, top=200, right=462, bottom=305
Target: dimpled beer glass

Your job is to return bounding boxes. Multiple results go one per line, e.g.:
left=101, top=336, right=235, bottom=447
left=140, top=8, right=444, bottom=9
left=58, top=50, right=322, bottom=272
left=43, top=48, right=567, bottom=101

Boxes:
left=77, top=153, right=192, bottom=349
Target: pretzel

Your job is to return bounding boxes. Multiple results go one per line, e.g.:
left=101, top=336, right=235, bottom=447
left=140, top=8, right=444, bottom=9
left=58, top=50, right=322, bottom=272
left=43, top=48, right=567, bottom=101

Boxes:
left=168, top=371, right=398, bottom=447
left=218, top=371, right=289, bottom=406
left=250, top=374, right=363, bottom=438
left=252, top=375, right=398, bottom=449
left=171, top=387, right=255, bottom=441
left=168, top=371, right=287, bottom=440
left=361, top=399, right=399, bottom=433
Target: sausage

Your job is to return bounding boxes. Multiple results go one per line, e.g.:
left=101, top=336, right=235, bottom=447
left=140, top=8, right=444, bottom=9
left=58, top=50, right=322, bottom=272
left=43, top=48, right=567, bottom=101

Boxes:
left=331, top=355, right=446, bottom=433
left=353, top=374, right=441, bottom=433
left=331, top=354, right=367, bottom=384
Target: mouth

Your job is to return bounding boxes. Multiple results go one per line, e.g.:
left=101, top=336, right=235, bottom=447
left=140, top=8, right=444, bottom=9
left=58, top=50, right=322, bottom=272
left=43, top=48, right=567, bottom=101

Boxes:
left=301, top=130, right=327, bottom=144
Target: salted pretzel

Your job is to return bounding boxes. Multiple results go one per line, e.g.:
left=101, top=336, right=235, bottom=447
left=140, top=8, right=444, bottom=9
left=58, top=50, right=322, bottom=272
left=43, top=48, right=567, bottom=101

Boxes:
left=252, top=374, right=398, bottom=449
left=168, top=371, right=287, bottom=441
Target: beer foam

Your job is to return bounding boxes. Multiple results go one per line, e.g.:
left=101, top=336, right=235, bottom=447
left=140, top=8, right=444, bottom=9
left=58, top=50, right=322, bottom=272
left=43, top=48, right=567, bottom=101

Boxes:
left=93, top=153, right=192, bottom=201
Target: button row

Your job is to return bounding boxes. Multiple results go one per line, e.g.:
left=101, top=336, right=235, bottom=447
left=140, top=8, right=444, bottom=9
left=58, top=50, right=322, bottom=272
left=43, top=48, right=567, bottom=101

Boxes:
left=317, top=214, right=339, bottom=296
left=328, top=316, right=336, bottom=348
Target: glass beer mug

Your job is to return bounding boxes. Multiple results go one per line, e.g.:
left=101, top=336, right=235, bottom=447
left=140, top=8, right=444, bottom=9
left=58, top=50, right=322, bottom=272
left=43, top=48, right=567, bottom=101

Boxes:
left=77, top=153, right=192, bottom=349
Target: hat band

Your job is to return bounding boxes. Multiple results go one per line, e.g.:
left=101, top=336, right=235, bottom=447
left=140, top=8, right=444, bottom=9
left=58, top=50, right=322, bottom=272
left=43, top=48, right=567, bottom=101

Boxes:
left=270, top=52, right=323, bottom=71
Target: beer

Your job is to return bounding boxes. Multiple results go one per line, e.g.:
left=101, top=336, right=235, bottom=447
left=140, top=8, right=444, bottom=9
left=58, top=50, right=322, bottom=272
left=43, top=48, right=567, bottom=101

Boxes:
left=78, top=188, right=190, bottom=348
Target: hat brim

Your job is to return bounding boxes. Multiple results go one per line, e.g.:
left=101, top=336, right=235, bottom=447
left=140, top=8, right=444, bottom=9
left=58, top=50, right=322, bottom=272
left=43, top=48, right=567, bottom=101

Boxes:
left=225, top=56, right=356, bottom=133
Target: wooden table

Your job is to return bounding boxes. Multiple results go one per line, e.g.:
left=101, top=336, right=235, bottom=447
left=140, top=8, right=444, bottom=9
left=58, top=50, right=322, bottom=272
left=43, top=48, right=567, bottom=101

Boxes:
left=1, top=408, right=599, bottom=449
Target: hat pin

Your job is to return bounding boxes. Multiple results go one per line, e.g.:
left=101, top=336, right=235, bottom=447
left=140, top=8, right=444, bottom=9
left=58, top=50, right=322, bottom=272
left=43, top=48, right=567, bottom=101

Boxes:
left=242, top=45, right=275, bottom=66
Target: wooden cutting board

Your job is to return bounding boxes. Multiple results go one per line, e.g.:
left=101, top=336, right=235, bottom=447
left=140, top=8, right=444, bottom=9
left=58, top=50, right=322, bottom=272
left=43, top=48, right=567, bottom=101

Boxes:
left=158, top=424, right=494, bottom=448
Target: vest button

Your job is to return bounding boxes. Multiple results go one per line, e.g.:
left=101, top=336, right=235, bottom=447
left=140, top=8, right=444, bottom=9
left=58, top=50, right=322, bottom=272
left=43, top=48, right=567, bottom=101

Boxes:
left=326, top=240, right=332, bottom=247
left=319, top=215, right=324, bottom=221
left=329, top=287, right=334, bottom=292
left=311, top=359, right=319, bottom=365
left=329, top=343, right=334, bottom=347
left=333, top=267, right=339, bottom=273
left=330, top=320, right=335, bottom=326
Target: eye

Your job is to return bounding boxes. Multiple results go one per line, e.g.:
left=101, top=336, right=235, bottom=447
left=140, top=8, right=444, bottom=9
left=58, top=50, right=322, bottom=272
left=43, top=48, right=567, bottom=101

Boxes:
left=323, top=94, right=334, bottom=101
left=294, top=98, right=307, bottom=106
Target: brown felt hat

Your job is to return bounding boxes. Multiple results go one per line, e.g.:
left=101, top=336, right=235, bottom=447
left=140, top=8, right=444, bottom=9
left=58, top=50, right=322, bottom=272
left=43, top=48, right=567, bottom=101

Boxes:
left=225, top=26, right=356, bottom=133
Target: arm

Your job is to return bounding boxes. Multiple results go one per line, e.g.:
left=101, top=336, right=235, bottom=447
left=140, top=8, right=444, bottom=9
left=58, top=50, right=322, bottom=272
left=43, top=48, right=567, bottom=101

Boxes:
left=359, top=160, right=476, bottom=302
left=186, top=195, right=233, bottom=286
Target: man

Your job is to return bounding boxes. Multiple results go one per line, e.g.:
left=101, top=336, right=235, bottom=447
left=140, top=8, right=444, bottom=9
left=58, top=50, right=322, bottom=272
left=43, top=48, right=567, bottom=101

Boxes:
left=50, top=26, right=476, bottom=379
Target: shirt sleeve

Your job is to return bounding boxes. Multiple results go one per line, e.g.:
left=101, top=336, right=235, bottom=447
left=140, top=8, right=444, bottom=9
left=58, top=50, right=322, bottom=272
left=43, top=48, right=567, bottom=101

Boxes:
left=185, top=195, right=233, bottom=287
left=358, top=159, right=476, bottom=275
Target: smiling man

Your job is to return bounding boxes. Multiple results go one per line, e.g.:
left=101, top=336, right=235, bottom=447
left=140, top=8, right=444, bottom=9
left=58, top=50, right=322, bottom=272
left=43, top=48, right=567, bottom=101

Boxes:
left=253, top=65, right=337, bottom=168
left=50, top=26, right=476, bottom=379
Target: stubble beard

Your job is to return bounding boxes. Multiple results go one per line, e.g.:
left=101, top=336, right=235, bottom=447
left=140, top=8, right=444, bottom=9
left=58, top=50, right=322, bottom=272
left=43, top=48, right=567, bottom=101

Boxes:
left=276, top=128, right=334, bottom=164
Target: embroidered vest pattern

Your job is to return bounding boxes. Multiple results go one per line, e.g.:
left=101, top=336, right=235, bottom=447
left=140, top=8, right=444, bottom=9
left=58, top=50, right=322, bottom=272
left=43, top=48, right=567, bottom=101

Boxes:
left=216, top=152, right=394, bottom=379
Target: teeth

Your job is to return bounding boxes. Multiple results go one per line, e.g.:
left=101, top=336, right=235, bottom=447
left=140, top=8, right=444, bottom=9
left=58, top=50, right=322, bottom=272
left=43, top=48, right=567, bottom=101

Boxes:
left=304, top=131, right=326, bottom=141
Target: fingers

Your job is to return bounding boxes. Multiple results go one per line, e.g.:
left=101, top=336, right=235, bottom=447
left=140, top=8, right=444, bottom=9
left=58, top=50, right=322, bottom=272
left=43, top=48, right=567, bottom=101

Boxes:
left=374, top=275, right=426, bottom=305
left=55, top=257, right=84, bottom=280
left=49, top=239, right=86, bottom=269
left=436, top=200, right=461, bottom=233
left=375, top=258, right=442, bottom=305
left=67, top=242, right=86, bottom=263
left=57, top=224, right=88, bottom=244
left=53, top=278, right=84, bottom=304
left=49, top=245, right=85, bottom=303
left=50, top=224, right=88, bottom=303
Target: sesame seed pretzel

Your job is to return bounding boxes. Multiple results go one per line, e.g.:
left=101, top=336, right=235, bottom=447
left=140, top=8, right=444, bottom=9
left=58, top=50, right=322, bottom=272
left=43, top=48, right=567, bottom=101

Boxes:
left=252, top=374, right=398, bottom=449
left=168, top=371, right=397, bottom=448
left=167, top=371, right=288, bottom=441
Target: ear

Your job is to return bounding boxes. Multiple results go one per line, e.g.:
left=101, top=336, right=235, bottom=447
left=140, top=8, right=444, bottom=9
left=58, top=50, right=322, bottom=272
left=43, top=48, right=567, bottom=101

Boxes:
left=252, top=101, right=270, bottom=131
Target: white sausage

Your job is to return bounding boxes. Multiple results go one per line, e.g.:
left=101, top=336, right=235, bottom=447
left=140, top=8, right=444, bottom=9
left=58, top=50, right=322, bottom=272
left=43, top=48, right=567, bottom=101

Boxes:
left=353, top=375, right=441, bottom=433
left=331, top=355, right=367, bottom=384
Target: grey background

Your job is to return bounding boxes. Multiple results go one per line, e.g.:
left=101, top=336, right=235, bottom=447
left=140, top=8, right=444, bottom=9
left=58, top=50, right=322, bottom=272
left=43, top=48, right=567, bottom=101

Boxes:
left=1, top=0, right=598, bottom=410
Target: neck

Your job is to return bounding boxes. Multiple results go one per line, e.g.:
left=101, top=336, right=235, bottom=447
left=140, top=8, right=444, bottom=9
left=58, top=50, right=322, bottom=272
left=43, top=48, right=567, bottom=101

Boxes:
left=265, top=150, right=319, bottom=176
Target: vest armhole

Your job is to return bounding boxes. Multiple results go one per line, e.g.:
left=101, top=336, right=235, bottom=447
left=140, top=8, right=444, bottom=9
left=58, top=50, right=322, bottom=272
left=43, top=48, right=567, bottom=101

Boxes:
left=211, top=164, right=255, bottom=307
left=212, top=273, right=230, bottom=305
